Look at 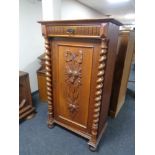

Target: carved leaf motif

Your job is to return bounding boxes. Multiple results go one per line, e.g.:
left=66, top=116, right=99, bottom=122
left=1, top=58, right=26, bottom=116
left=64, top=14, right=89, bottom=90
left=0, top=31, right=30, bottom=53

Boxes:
left=65, top=50, right=83, bottom=64
left=65, top=50, right=83, bottom=114
left=65, top=51, right=73, bottom=62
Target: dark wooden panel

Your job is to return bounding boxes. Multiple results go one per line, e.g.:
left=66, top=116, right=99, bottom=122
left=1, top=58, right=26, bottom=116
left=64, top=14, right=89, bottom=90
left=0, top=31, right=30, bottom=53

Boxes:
left=19, top=71, right=35, bottom=120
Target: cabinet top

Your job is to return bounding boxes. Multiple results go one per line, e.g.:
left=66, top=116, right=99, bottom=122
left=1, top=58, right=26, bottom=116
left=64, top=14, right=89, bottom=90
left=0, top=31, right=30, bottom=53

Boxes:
left=38, top=18, right=122, bottom=26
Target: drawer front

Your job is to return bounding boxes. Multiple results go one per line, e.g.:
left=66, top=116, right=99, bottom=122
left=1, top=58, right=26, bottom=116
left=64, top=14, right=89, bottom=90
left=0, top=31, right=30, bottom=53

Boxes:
left=46, top=25, right=101, bottom=38
left=52, top=38, right=100, bottom=132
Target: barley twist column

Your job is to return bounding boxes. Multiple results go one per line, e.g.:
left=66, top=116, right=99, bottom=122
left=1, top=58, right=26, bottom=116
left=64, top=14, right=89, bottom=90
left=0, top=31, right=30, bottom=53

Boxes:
left=44, top=37, right=54, bottom=128
left=91, top=38, right=108, bottom=143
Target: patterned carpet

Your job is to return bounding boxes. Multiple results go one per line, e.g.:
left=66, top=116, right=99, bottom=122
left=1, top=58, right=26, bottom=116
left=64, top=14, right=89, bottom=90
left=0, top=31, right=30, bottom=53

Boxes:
left=19, top=66, right=135, bottom=155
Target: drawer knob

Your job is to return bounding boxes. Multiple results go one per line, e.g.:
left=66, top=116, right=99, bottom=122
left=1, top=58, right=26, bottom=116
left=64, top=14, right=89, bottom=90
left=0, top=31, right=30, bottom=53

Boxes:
left=66, top=28, right=75, bottom=34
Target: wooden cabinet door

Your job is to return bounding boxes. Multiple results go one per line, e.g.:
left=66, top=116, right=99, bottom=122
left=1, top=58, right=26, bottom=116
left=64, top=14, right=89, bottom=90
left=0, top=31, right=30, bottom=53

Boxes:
left=52, top=38, right=100, bottom=133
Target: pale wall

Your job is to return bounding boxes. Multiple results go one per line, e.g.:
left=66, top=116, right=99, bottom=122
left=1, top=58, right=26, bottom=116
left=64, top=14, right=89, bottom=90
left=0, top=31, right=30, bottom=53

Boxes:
left=61, top=0, right=103, bottom=20
left=42, top=0, right=61, bottom=20
left=19, top=0, right=44, bottom=92
left=19, top=0, right=103, bottom=92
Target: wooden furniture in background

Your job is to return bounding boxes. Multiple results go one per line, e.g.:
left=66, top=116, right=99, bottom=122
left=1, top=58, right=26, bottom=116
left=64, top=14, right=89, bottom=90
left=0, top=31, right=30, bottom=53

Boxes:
left=39, top=18, right=122, bottom=151
left=37, top=54, right=48, bottom=102
left=19, top=71, right=35, bottom=120
left=109, top=30, right=135, bottom=118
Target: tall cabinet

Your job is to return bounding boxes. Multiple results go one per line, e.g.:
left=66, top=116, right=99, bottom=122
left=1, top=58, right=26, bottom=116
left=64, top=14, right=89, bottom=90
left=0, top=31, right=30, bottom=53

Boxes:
left=39, top=19, right=122, bottom=150
left=109, top=30, right=135, bottom=118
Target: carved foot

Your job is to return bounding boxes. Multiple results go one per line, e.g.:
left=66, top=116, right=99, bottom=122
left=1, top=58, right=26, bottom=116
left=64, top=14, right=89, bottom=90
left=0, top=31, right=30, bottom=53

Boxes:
left=88, top=122, right=108, bottom=151
left=88, top=139, right=97, bottom=152
left=47, top=120, right=54, bottom=129
left=48, top=123, right=55, bottom=129
left=89, top=145, right=97, bottom=152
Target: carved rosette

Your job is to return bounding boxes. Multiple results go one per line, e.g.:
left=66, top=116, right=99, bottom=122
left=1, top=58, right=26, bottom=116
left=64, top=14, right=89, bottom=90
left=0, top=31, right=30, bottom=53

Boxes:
left=65, top=50, right=83, bottom=115
left=44, top=37, right=53, bottom=127
left=91, top=38, right=108, bottom=140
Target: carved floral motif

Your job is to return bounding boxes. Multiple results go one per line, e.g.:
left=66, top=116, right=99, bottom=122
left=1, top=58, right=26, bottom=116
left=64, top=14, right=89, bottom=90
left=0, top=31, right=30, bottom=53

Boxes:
left=65, top=50, right=83, bottom=114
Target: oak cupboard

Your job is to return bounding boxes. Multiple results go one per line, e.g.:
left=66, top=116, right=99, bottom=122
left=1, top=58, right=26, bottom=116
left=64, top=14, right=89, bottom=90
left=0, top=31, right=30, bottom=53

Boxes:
left=109, top=30, right=135, bottom=118
left=38, top=19, right=122, bottom=151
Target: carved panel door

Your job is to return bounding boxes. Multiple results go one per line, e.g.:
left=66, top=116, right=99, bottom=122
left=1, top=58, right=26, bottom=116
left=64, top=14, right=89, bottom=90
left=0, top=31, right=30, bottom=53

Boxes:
left=52, top=38, right=100, bottom=133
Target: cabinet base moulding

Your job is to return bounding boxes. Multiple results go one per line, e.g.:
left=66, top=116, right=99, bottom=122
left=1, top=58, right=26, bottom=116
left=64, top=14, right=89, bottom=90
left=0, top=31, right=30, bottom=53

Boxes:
left=88, top=122, right=108, bottom=151
left=48, top=118, right=108, bottom=151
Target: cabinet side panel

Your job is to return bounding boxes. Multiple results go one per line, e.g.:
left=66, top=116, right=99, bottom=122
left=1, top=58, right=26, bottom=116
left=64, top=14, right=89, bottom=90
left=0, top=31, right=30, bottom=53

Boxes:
left=116, top=31, right=135, bottom=116
left=109, top=32, right=129, bottom=117
left=98, top=23, right=119, bottom=136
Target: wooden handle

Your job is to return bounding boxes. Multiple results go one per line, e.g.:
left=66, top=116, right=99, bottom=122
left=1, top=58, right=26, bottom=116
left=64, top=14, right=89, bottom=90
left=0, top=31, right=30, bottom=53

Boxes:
left=66, top=28, right=75, bottom=34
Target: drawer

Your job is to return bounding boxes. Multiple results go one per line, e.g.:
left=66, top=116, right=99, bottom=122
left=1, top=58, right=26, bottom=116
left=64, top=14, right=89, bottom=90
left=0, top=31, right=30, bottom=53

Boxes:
left=46, top=25, right=102, bottom=38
